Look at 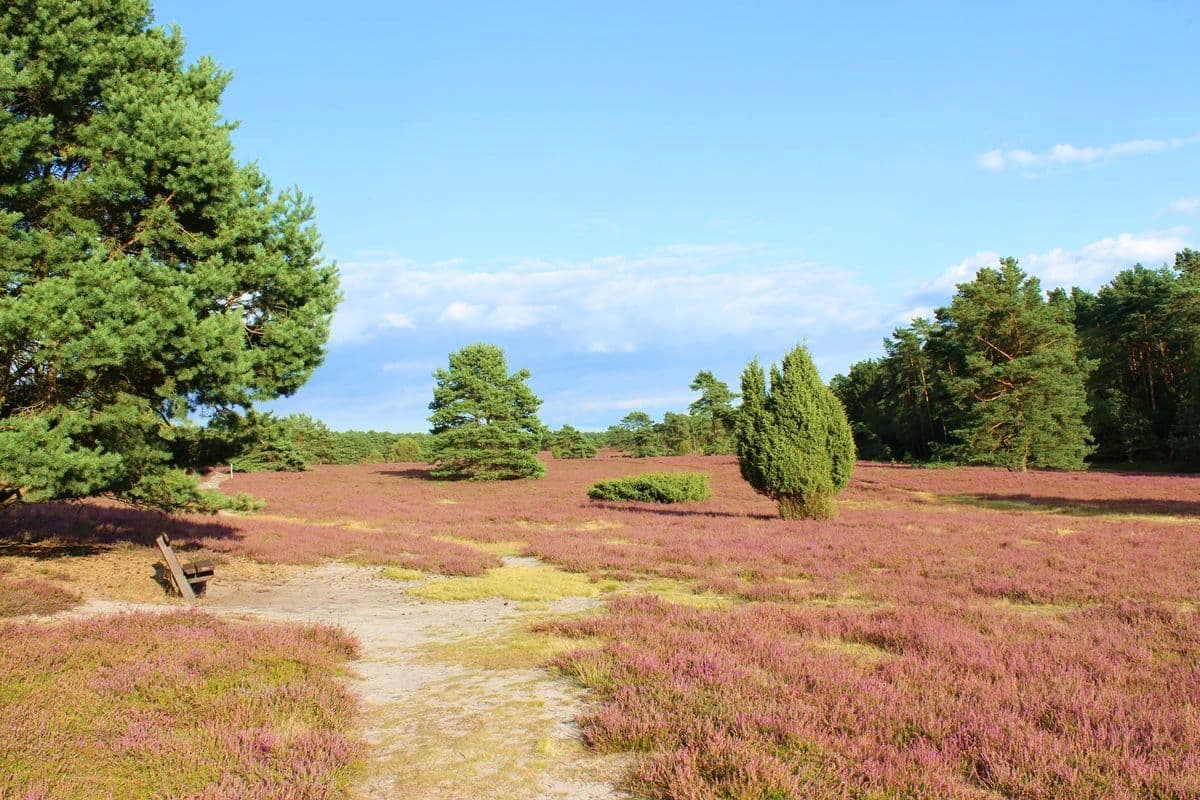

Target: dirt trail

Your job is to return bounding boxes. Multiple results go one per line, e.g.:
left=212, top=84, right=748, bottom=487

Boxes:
left=77, top=558, right=629, bottom=799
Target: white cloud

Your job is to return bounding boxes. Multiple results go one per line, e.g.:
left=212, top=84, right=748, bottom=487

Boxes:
left=328, top=244, right=886, bottom=352
left=578, top=394, right=697, bottom=412
left=978, top=132, right=1199, bottom=172
left=439, top=300, right=484, bottom=323
left=926, top=229, right=1190, bottom=294
left=892, top=306, right=934, bottom=324
left=1170, top=197, right=1200, bottom=215
left=485, top=303, right=542, bottom=330
left=382, top=312, right=414, bottom=329
left=586, top=341, right=636, bottom=354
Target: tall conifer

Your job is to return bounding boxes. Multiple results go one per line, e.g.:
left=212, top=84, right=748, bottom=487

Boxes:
left=938, top=259, right=1092, bottom=470
left=0, top=1, right=338, bottom=509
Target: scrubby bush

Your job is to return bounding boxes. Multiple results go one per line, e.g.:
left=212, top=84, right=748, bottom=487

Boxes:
left=588, top=472, right=711, bottom=503
left=736, top=344, right=855, bottom=519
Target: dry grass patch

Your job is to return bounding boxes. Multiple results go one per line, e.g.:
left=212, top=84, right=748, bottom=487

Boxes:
left=994, top=598, right=1079, bottom=617
left=367, top=674, right=621, bottom=800
left=418, top=624, right=605, bottom=671
left=379, top=566, right=425, bottom=581
left=635, top=578, right=736, bottom=609
left=433, top=537, right=527, bottom=557
left=813, top=637, right=893, bottom=665
left=577, top=519, right=624, bottom=532
left=408, top=564, right=621, bottom=602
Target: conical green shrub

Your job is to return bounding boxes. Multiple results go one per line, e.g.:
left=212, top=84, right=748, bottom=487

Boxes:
left=735, top=345, right=856, bottom=519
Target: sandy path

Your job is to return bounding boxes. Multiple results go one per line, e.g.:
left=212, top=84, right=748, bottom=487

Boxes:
left=178, top=560, right=629, bottom=799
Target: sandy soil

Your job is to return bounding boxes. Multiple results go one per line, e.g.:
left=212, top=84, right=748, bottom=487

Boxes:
left=63, top=558, right=629, bottom=800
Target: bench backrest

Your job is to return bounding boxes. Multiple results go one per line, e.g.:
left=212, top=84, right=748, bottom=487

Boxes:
left=155, top=534, right=196, bottom=600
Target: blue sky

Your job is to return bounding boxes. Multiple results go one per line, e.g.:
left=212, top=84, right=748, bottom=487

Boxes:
left=155, top=1, right=1199, bottom=431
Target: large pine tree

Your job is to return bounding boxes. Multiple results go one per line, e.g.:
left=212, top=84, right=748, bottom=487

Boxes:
left=0, top=1, right=339, bottom=510
left=938, top=259, right=1092, bottom=470
left=427, top=344, right=545, bottom=480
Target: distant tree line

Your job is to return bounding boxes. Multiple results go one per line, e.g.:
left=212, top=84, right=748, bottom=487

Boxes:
left=832, top=250, right=1200, bottom=469
left=174, top=412, right=429, bottom=473
left=603, top=371, right=741, bottom=457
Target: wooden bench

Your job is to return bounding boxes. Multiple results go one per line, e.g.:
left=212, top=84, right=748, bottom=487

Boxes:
left=155, top=534, right=214, bottom=599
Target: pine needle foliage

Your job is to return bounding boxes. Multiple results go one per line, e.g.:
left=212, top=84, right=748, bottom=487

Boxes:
left=0, top=1, right=338, bottom=510
left=427, top=344, right=545, bottom=480
left=736, top=345, right=856, bottom=519
left=938, top=259, right=1093, bottom=470
left=550, top=425, right=597, bottom=459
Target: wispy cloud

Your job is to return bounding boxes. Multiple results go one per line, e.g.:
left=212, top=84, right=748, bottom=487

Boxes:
left=1170, top=197, right=1200, bottom=215
left=329, top=244, right=884, bottom=352
left=978, top=132, right=1199, bottom=173
left=925, top=228, right=1190, bottom=294
left=438, top=301, right=484, bottom=323
left=578, top=394, right=698, bottom=412
left=382, top=312, right=414, bottom=329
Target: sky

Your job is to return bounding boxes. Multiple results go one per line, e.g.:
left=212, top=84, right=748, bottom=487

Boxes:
left=154, top=0, right=1200, bottom=432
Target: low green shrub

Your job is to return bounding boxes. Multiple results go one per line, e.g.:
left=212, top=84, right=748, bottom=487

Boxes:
left=587, top=472, right=711, bottom=503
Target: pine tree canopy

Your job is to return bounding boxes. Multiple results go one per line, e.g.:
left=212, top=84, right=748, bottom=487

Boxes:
left=938, top=258, right=1093, bottom=470
left=427, top=343, right=545, bottom=480
left=549, top=424, right=597, bottom=459
left=0, top=1, right=339, bottom=509
left=688, top=370, right=739, bottom=454
left=735, top=345, right=856, bottom=520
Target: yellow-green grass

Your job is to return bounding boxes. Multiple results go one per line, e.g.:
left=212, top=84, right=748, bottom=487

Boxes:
left=433, top=537, right=527, bottom=557
left=633, top=578, right=736, bottom=609
left=993, top=598, right=1081, bottom=617
left=813, top=637, right=893, bottom=665
left=418, top=624, right=605, bottom=671
left=407, top=564, right=621, bottom=602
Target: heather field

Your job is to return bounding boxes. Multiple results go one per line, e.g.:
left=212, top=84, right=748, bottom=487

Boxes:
left=3, top=456, right=1200, bottom=798
left=0, top=611, right=362, bottom=800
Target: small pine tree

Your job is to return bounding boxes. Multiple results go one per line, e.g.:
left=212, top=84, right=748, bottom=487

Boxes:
left=427, top=344, right=545, bottom=480
left=735, top=345, right=856, bottom=520
left=615, top=412, right=666, bottom=457
left=550, top=425, right=597, bottom=459
left=689, top=371, right=739, bottom=454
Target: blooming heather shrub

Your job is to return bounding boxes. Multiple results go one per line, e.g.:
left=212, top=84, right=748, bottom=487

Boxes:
left=0, top=572, right=80, bottom=616
left=588, top=472, right=711, bottom=503
left=0, top=611, right=361, bottom=799
left=543, top=597, right=1200, bottom=799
